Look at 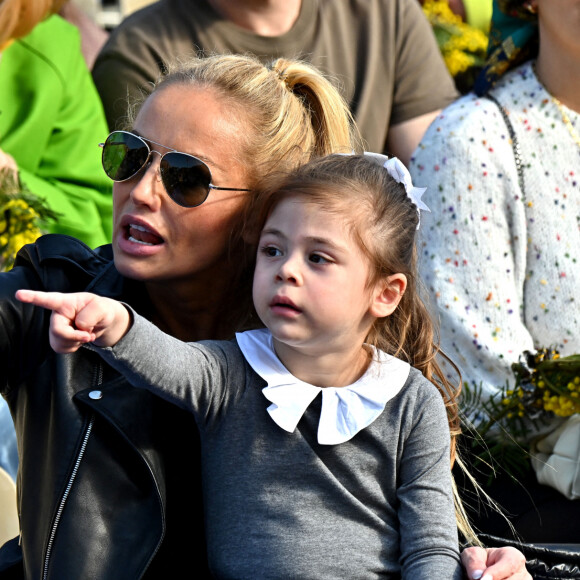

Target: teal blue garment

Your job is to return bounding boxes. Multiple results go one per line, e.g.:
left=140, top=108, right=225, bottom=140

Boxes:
left=474, top=0, right=538, bottom=96
left=0, top=15, right=113, bottom=248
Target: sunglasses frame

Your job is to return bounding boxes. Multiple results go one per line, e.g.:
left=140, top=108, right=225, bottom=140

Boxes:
left=99, top=130, right=251, bottom=208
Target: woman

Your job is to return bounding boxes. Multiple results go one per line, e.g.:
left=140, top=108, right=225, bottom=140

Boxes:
left=0, top=52, right=527, bottom=579
left=410, top=0, right=580, bottom=542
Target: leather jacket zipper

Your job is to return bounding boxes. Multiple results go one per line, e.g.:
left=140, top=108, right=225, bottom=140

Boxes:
left=42, top=364, right=102, bottom=580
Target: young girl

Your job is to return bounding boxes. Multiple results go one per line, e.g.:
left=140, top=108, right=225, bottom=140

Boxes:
left=17, top=154, right=465, bottom=578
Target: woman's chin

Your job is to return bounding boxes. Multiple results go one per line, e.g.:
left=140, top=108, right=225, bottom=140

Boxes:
left=112, top=239, right=166, bottom=281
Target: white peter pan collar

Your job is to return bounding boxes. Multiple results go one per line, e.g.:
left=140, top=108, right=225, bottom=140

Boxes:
left=236, top=329, right=410, bottom=445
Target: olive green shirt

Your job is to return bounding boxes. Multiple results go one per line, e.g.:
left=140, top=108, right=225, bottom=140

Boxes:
left=93, top=0, right=458, bottom=154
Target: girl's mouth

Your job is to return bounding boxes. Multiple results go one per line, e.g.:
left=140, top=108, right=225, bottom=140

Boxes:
left=270, top=296, right=302, bottom=314
left=273, top=302, right=300, bottom=312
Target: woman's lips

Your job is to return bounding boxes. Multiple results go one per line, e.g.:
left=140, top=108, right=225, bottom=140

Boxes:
left=116, top=218, right=165, bottom=255
left=127, top=223, right=164, bottom=245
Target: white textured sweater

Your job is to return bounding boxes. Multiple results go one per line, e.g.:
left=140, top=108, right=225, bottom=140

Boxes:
left=410, top=61, right=580, bottom=407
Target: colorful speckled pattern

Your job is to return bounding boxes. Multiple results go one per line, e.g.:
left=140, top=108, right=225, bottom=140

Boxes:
left=410, top=60, right=579, bottom=404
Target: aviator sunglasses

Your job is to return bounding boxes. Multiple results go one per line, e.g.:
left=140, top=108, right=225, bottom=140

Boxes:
left=99, top=130, right=251, bottom=208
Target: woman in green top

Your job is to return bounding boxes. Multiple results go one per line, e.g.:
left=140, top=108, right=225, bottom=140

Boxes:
left=0, top=0, right=112, bottom=249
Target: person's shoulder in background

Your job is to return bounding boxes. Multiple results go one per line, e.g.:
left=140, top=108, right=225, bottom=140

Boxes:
left=18, top=13, right=81, bottom=63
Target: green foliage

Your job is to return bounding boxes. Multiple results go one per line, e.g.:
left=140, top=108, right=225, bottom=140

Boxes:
left=460, top=381, right=532, bottom=484
left=461, top=349, right=580, bottom=481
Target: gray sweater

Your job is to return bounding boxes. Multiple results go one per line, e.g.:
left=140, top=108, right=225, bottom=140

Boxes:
left=97, top=316, right=462, bottom=579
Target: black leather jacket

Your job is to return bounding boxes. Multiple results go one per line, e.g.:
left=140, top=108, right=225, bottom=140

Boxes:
left=0, top=235, right=209, bottom=579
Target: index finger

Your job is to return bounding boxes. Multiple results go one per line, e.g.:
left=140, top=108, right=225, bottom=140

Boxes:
left=15, top=289, right=69, bottom=312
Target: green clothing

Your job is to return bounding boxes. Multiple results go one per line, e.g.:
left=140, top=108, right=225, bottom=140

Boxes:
left=0, top=15, right=113, bottom=248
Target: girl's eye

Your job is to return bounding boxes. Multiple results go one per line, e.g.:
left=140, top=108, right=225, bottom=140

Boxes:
left=260, top=245, right=282, bottom=258
left=309, top=253, right=331, bottom=264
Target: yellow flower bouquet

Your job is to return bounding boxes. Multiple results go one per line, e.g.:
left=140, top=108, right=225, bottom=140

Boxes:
left=0, top=170, right=59, bottom=271
left=421, top=0, right=489, bottom=93
left=503, top=349, right=580, bottom=421
left=461, top=349, right=580, bottom=480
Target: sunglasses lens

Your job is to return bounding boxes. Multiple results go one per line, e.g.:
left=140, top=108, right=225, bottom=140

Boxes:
left=160, top=152, right=212, bottom=208
left=102, top=132, right=150, bottom=182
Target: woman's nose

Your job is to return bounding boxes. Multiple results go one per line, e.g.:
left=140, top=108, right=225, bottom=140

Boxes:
left=128, top=156, right=164, bottom=209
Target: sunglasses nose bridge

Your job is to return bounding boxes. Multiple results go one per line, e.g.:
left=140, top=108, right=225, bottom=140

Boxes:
left=140, top=148, right=163, bottom=178
left=146, top=148, right=163, bottom=165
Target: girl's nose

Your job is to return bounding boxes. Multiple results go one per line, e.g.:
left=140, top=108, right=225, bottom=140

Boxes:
left=276, top=254, right=302, bottom=285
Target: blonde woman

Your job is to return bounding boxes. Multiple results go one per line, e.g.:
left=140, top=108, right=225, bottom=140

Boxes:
left=0, top=52, right=360, bottom=579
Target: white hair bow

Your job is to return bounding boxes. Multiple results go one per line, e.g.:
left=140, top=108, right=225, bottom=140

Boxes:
left=363, top=152, right=429, bottom=229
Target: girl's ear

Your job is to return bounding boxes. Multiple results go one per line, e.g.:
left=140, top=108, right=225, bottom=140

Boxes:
left=369, top=274, right=407, bottom=318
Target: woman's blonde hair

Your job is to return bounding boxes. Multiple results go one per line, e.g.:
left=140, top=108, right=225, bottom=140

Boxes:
left=245, top=154, right=479, bottom=544
left=0, top=0, right=66, bottom=47
left=128, top=53, right=362, bottom=185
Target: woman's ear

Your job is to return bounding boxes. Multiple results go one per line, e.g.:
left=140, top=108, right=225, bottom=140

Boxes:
left=369, top=274, right=407, bottom=318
